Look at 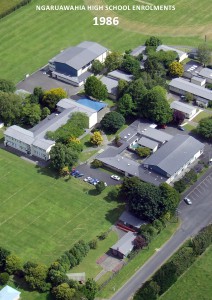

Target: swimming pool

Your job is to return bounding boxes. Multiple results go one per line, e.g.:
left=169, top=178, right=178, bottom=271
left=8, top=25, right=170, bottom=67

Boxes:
left=77, top=98, right=107, bottom=111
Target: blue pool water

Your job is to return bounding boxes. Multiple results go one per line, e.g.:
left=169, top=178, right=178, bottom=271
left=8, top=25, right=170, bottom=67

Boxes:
left=77, top=98, right=107, bottom=111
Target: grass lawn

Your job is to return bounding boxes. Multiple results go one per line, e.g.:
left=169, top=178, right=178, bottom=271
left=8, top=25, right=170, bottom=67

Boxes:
left=183, top=123, right=196, bottom=132
left=0, top=0, right=211, bottom=83
left=70, top=230, right=118, bottom=279
left=160, top=245, right=212, bottom=300
left=192, top=111, right=211, bottom=123
left=80, top=134, right=92, bottom=148
left=78, top=149, right=99, bottom=162
left=0, top=0, right=22, bottom=15
left=97, top=220, right=179, bottom=299
left=0, top=148, right=123, bottom=265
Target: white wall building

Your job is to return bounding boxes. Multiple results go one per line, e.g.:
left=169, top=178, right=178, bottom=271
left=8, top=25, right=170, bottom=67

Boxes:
left=170, top=101, right=197, bottom=119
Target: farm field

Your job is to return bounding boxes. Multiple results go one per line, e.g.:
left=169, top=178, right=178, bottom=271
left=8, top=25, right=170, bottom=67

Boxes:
left=0, top=0, right=211, bottom=83
left=0, top=148, right=123, bottom=264
left=0, top=0, right=22, bottom=15
left=161, top=245, right=212, bottom=300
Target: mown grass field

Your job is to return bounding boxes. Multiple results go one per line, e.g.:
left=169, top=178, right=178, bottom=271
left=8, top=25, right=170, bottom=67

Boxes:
left=0, top=0, right=211, bottom=83
left=161, top=245, right=212, bottom=300
left=0, top=0, right=22, bottom=15
left=0, top=148, right=123, bottom=265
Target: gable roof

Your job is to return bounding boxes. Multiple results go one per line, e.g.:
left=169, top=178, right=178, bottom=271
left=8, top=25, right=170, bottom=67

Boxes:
left=170, top=101, right=196, bottom=115
left=49, top=41, right=108, bottom=70
left=169, top=78, right=212, bottom=101
left=4, top=125, right=34, bottom=145
left=119, top=211, right=146, bottom=229
left=111, top=232, right=136, bottom=256
left=138, top=137, right=158, bottom=150
left=0, top=285, right=21, bottom=300
left=140, top=127, right=173, bottom=143
left=199, top=68, right=212, bottom=79
left=143, top=135, right=204, bottom=176
left=107, top=70, right=133, bottom=82
left=100, top=76, right=118, bottom=95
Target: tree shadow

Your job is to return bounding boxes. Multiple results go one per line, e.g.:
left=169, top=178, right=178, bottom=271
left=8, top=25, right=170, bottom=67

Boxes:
left=104, top=204, right=125, bottom=225
left=35, top=164, right=60, bottom=179
left=88, top=188, right=99, bottom=196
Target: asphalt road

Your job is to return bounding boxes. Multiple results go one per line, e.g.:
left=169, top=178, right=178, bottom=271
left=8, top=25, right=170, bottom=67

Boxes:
left=111, top=169, right=212, bottom=300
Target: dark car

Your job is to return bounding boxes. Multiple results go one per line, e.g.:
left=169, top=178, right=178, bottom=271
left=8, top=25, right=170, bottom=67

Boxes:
left=178, top=125, right=185, bottom=131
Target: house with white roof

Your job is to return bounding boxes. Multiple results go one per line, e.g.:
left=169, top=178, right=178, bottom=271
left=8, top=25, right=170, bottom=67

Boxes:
left=170, top=101, right=197, bottom=119
left=199, top=68, right=212, bottom=84
left=0, top=285, right=21, bottom=300
left=49, top=41, right=108, bottom=86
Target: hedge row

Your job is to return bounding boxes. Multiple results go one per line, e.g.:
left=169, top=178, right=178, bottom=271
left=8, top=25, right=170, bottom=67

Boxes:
left=0, top=0, right=32, bottom=19
left=134, top=224, right=212, bottom=300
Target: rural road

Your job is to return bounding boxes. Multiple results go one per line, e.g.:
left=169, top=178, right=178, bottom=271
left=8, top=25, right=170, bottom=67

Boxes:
left=110, top=168, right=212, bottom=300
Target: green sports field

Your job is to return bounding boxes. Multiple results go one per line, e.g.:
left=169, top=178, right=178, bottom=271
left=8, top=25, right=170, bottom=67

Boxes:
left=0, top=148, right=123, bottom=264
left=0, top=0, right=211, bottom=83
left=0, top=0, right=22, bottom=15
left=161, top=245, right=212, bottom=300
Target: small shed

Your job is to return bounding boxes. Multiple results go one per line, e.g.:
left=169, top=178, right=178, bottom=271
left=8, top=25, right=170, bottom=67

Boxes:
left=110, top=231, right=136, bottom=259
left=191, top=76, right=206, bottom=86
left=118, top=211, right=146, bottom=232
left=0, top=285, right=21, bottom=300
left=170, top=101, right=197, bottom=119
left=67, top=272, right=86, bottom=283
left=137, top=137, right=158, bottom=153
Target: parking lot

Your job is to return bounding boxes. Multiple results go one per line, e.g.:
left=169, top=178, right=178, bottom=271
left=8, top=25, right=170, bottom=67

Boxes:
left=185, top=173, right=212, bottom=203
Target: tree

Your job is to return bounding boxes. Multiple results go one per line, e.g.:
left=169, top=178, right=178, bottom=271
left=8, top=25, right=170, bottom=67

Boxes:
left=159, top=183, right=180, bottom=215
left=100, top=111, right=125, bottom=133
left=145, top=36, right=162, bottom=48
left=173, top=110, right=185, bottom=125
left=81, top=278, right=98, bottom=300
left=91, top=60, right=104, bottom=75
left=5, top=254, right=22, bottom=274
left=0, top=272, right=9, bottom=285
left=196, top=116, right=212, bottom=140
left=121, top=55, right=140, bottom=75
left=33, top=87, right=44, bottom=103
left=0, top=247, right=11, bottom=270
left=95, top=181, right=106, bottom=194
left=136, top=147, right=151, bottom=158
left=50, top=143, right=78, bottom=172
left=169, top=61, right=184, bottom=77
left=0, top=92, right=23, bottom=125
left=60, top=166, right=70, bottom=177
left=22, top=103, right=42, bottom=126
left=52, top=283, right=76, bottom=300
left=117, top=79, right=129, bottom=98
left=134, top=280, right=160, bottom=300
left=41, top=107, right=50, bottom=119
left=117, top=94, right=134, bottom=117
left=84, top=76, right=108, bottom=100
left=134, top=235, right=147, bottom=250
left=0, top=78, right=16, bottom=93
left=24, top=263, right=50, bottom=292
left=89, top=239, right=98, bottom=249
left=141, top=86, right=173, bottom=124
left=48, top=269, right=69, bottom=287
left=42, top=88, right=67, bottom=111
left=197, top=43, right=211, bottom=66
left=104, top=52, right=123, bottom=72
left=91, top=159, right=103, bottom=168
left=125, top=78, right=147, bottom=115
left=90, top=131, right=103, bottom=146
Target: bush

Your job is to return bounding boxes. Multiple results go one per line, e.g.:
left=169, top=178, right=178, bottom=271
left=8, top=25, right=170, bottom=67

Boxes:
left=98, top=231, right=109, bottom=240
left=100, top=111, right=125, bottom=134
left=0, top=272, right=9, bottom=285
left=174, top=179, right=187, bottom=193
left=91, top=159, right=103, bottom=168
left=0, top=0, right=32, bottom=19
left=107, top=188, right=120, bottom=201
left=89, top=239, right=98, bottom=249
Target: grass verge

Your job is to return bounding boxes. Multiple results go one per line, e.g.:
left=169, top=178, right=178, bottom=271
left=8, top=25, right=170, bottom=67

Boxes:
left=192, top=111, right=211, bottom=123
left=97, top=220, right=179, bottom=299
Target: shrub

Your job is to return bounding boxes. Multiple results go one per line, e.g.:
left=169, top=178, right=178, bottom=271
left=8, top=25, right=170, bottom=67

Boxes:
left=89, top=239, right=98, bottom=249
left=98, top=231, right=108, bottom=240
left=0, top=272, right=9, bottom=285
left=91, top=159, right=103, bottom=168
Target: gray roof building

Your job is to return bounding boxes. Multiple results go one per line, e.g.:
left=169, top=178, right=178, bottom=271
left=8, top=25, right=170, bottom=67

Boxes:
left=140, top=127, right=173, bottom=144
left=49, top=41, right=108, bottom=71
left=169, top=78, right=212, bottom=101
left=119, top=211, right=146, bottom=229
left=108, top=70, right=133, bottom=82
left=110, top=232, right=136, bottom=257
left=138, top=137, right=158, bottom=150
left=4, top=125, right=34, bottom=145
left=66, top=272, right=86, bottom=282
left=199, top=68, right=212, bottom=81
left=170, top=101, right=197, bottom=116
left=57, top=98, right=96, bottom=116
left=143, top=135, right=204, bottom=177
left=32, top=138, right=55, bottom=150
left=100, top=76, right=118, bottom=97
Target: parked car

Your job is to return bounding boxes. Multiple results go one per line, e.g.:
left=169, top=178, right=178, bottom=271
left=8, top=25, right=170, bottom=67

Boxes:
left=178, top=125, right=185, bottom=131
left=104, top=182, right=107, bottom=187
left=184, top=197, right=192, bottom=205
left=111, top=175, right=120, bottom=181
left=84, top=176, right=92, bottom=182
left=92, top=179, right=100, bottom=185
left=71, top=170, right=79, bottom=176
left=75, top=173, right=84, bottom=178
left=181, top=95, right=185, bottom=99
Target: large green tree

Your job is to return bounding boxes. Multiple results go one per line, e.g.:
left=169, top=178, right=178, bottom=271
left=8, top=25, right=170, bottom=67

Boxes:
left=5, top=254, right=22, bottom=274
left=197, top=43, right=211, bottom=66
left=0, top=78, right=16, bottom=93
left=84, top=76, right=108, bottom=100
left=24, top=263, right=50, bottom=292
left=0, top=247, right=11, bottom=270
left=50, top=143, right=78, bottom=171
left=0, top=91, right=23, bottom=125
left=117, top=94, right=134, bottom=117
left=169, top=61, right=184, bottom=77
left=196, top=116, right=212, bottom=140
left=159, top=183, right=180, bottom=215
left=52, top=283, right=76, bottom=300
left=141, top=86, right=173, bottom=124
left=42, top=88, right=67, bottom=111
left=104, top=52, right=123, bottom=72
left=121, top=55, right=140, bottom=75
left=91, top=60, right=104, bottom=75
left=100, top=111, right=125, bottom=133
left=22, top=103, right=42, bottom=126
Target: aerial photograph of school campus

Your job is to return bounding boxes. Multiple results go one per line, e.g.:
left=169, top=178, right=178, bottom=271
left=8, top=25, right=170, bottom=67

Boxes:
left=0, top=0, right=211, bottom=299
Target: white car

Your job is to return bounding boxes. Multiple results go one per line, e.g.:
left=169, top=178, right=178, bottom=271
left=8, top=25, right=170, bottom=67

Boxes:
left=111, top=175, right=120, bottom=181
left=84, top=176, right=92, bottom=182
left=184, top=197, right=192, bottom=205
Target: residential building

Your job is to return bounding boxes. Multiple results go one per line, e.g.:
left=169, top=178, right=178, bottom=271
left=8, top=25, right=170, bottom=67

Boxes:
left=49, top=41, right=108, bottom=86
left=170, top=101, right=197, bottom=119
left=143, top=135, right=204, bottom=183
left=110, top=231, right=136, bottom=259
left=183, top=60, right=203, bottom=79
left=100, top=76, right=118, bottom=100
left=137, top=137, right=158, bottom=152
left=0, top=285, right=21, bottom=300
left=118, top=211, right=146, bottom=232
left=169, top=78, right=212, bottom=107
left=199, top=68, right=212, bottom=84
left=107, top=70, right=133, bottom=82
left=191, top=76, right=206, bottom=86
